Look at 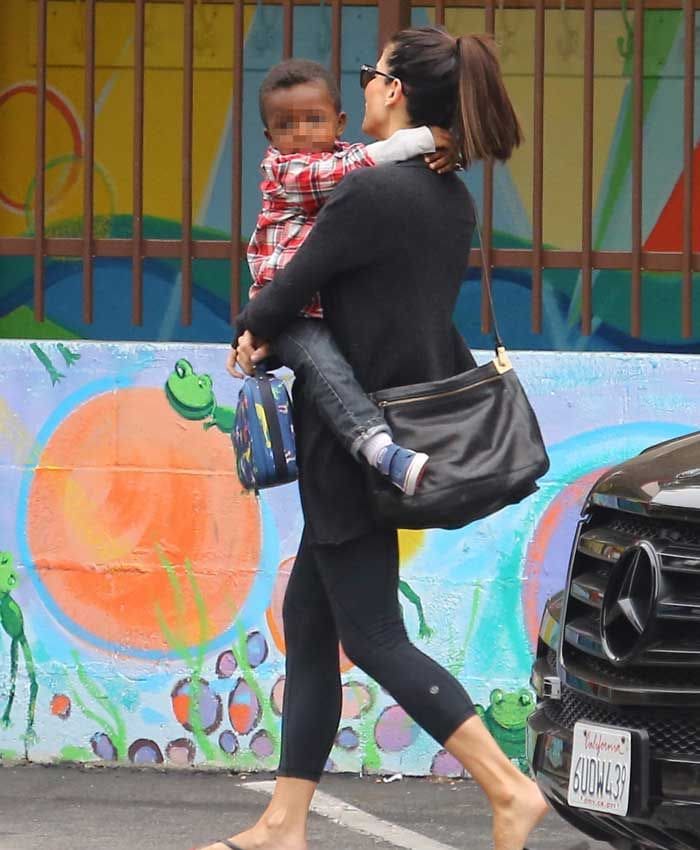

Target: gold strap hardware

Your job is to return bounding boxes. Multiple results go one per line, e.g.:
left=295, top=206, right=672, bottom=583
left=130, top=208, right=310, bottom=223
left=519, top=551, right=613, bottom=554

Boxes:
left=494, top=346, right=512, bottom=374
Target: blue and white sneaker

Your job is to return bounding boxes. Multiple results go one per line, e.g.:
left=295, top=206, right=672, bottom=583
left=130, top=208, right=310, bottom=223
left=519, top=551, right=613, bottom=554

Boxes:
left=376, top=444, right=429, bottom=496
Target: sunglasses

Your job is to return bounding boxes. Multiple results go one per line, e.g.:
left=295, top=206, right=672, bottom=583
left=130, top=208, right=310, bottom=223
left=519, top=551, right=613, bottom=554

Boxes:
left=359, top=64, right=401, bottom=90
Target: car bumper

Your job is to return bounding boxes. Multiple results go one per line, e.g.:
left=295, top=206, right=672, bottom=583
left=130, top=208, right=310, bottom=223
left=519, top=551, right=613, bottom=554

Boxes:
left=528, top=702, right=700, bottom=850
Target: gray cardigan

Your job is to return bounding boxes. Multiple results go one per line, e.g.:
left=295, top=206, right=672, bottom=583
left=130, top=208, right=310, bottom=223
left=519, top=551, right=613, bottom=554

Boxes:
left=237, top=158, right=476, bottom=544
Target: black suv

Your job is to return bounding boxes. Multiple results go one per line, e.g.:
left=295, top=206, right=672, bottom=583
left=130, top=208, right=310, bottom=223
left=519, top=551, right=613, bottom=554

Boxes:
left=527, top=431, right=700, bottom=850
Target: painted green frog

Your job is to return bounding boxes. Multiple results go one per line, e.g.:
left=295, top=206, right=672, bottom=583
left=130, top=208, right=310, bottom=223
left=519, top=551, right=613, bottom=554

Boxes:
left=165, top=358, right=235, bottom=434
left=475, top=687, right=535, bottom=772
left=0, top=552, right=38, bottom=752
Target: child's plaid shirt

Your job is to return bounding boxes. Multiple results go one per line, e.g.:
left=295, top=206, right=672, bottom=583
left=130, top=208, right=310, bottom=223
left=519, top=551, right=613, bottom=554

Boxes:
left=246, top=141, right=375, bottom=319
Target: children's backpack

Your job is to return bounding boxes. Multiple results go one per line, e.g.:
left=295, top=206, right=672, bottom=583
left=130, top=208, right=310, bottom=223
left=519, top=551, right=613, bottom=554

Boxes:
left=232, top=365, right=297, bottom=491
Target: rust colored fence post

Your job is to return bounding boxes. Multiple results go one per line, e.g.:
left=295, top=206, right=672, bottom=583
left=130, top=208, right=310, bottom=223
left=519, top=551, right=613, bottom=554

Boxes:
left=581, top=0, right=595, bottom=335
left=682, top=0, right=695, bottom=338
left=331, top=0, right=343, bottom=86
left=231, top=0, right=245, bottom=323
left=82, top=0, right=97, bottom=324
left=631, top=0, right=644, bottom=337
left=181, top=0, right=195, bottom=326
left=435, top=0, right=446, bottom=26
left=532, top=0, right=545, bottom=334
left=133, top=0, right=146, bottom=326
left=481, top=0, right=496, bottom=335
left=378, top=0, right=411, bottom=50
left=283, top=0, right=294, bottom=59
left=34, top=0, right=48, bottom=322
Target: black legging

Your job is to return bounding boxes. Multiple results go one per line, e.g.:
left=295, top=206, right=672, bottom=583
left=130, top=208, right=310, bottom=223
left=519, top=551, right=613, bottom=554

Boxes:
left=278, top=527, right=476, bottom=781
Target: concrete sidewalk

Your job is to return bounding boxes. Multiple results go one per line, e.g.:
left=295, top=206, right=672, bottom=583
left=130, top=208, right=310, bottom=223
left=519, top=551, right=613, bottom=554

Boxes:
left=0, top=763, right=608, bottom=850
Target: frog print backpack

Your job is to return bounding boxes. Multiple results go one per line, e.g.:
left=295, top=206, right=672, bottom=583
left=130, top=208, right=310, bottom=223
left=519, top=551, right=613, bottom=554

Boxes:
left=232, top=364, right=298, bottom=491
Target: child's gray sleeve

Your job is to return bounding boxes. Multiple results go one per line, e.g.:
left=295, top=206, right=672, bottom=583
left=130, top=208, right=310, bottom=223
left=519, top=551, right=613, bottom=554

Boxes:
left=366, top=126, right=435, bottom=164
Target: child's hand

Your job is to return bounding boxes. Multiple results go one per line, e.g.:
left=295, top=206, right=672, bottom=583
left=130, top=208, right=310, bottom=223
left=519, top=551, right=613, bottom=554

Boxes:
left=426, top=127, right=461, bottom=174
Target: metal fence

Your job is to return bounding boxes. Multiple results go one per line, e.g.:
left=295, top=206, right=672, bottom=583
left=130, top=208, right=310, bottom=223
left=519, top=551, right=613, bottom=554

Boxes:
left=0, top=0, right=696, bottom=337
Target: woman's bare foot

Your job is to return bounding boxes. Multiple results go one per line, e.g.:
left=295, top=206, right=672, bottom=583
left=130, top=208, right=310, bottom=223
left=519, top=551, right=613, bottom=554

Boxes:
left=197, top=805, right=307, bottom=850
left=196, top=777, right=314, bottom=850
left=491, top=774, right=549, bottom=850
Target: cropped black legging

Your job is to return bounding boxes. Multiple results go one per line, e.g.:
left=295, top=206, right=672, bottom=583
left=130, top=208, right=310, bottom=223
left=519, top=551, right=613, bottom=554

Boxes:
left=278, top=527, right=476, bottom=781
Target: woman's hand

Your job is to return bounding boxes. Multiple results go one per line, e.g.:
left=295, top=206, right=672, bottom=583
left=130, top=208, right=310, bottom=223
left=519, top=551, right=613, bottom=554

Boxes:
left=426, top=127, right=461, bottom=174
left=230, top=330, right=271, bottom=377
left=226, top=345, right=244, bottom=379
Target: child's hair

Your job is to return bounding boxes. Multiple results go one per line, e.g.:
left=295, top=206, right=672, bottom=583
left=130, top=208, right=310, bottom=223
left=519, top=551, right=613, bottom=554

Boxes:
left=386, top=27, right=522, bottom=168
left=259, top=59, right=342, bottom=126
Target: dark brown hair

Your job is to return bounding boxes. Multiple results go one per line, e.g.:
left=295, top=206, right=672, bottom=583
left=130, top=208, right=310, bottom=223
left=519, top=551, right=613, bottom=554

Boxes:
left=385, top=27, right=522, bottom=168
left=259, top=59, right=342, bottom=126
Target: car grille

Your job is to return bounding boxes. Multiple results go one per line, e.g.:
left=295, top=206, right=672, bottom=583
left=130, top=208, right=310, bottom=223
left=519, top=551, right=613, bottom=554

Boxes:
left=561, top=507, right=700, bottom=687
left=545, top=688, right=700, bottom=756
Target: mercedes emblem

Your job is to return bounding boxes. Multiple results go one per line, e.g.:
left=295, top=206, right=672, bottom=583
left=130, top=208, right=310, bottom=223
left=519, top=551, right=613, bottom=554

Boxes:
left=601, top=541, right=660, bottom=665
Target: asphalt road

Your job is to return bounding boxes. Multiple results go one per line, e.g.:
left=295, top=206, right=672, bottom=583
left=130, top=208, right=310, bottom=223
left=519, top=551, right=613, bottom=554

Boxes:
left=0, top=763, right=611, bottom=850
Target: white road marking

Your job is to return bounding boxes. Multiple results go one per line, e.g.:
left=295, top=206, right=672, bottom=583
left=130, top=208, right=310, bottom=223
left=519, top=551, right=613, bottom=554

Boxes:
left=246, top=781, right=460, bottom=850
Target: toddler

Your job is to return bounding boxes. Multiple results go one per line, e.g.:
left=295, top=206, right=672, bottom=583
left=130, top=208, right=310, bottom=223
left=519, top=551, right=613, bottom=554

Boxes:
left=246, top=59, right=448, bottom=494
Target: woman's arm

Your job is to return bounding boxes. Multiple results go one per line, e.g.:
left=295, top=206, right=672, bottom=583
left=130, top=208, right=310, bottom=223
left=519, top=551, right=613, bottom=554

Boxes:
left=235, top=169, right=384, bottom=341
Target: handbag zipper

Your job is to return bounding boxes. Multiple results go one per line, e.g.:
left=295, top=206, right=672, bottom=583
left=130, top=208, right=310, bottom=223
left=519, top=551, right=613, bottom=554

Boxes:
left=377, top=374, right=502, bottom=408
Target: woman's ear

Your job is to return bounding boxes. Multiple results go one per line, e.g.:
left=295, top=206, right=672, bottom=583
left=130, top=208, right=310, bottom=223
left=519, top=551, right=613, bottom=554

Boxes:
left=385, top=77, right=404, bottom=108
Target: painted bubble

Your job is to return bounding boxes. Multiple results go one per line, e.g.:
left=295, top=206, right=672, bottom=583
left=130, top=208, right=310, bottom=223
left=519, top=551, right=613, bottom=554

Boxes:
left=219, top=730, right=239, bottom=755
left=91, top=732, right=117, bottom=761
left=228, top=678, right=261, bottom=735
left=374, top=705, right=420, bottom=753
left=270, top=677, right=285, bottom=716
left=216, top=650, right=238, bottom=679
left=171, top=677, right=223, bottom=735
left=250, top=729, right=274, bottom=758
left=431, top=749, right=464, bottom=778
left=166, top=738, right=196, bottom=766
left=247, top=631, right=269, bottom=668
left=341, top=682, right=372, bottom=719
left=335, top=727, right=360, bottom=750
left=50, top=694, right=71, bottom=719
left=128, top=738, right=164, bottom=765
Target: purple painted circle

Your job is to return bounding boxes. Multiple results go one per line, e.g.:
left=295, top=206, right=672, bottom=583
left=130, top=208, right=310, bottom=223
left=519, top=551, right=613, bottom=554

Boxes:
left=128, top=738, right=164, bottom=765
left=335, top=726, right=360, bottom=750
left=270, top=676, right=285, bottom=716
left=172, top=678, right=223, bottom=735
left=91, top=732, right=117, bottom=761
left=166, top=738, right=195, bottom=766
left=250, top=729, right=274, bottom=758
left=216, top=650, right=238, bottom=679
left=219, top=730, right=239, bottom=755
left=374, top=705, right=420, bottom=753
left=431, top=749, right=464, bottom=778
left=341, top=682, right=372, bottom=719
left=246, top=631, right=269, bottom=668
left=228, top=678, right=262, bottom=735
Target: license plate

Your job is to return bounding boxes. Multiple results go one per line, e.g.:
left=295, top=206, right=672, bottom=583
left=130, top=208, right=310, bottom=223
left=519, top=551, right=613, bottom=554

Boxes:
left=567, top=722, right=632, bottom=816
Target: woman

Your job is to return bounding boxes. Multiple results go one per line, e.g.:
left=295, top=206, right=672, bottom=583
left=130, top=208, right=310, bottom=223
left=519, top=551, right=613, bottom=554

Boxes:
left=212, top=26, right=547, bottom=850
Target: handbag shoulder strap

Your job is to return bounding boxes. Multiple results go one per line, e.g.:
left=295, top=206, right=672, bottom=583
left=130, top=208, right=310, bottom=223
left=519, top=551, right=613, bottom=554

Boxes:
left=472, top=199, right=509, bottom=370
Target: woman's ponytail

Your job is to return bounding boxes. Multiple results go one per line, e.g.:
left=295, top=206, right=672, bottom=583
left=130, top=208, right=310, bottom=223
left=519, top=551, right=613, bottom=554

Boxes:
left=385, top=27, right=522, bottom=168
left=454, top=34, right=522, bottom=168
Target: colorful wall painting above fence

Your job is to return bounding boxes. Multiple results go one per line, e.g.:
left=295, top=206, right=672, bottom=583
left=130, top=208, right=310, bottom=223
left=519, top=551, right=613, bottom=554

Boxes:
left=0, top=0, right=699, bottom=349
left=0, top=340, right=697, bottom=772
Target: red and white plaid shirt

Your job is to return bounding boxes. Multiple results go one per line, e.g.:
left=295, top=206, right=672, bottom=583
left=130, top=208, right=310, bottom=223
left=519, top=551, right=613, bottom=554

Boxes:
left=247, top=141, right=375, bottom=318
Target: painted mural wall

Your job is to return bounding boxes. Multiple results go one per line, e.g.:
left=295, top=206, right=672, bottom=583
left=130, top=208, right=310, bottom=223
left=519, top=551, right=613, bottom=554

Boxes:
left=1, top=1, right=699, bottom=351
left=0, top=340, right=698, bottom=773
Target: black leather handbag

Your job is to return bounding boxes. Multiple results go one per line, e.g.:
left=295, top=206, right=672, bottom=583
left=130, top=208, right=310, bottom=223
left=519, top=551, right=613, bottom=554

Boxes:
left=365, top=222, right=550, bottom=531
